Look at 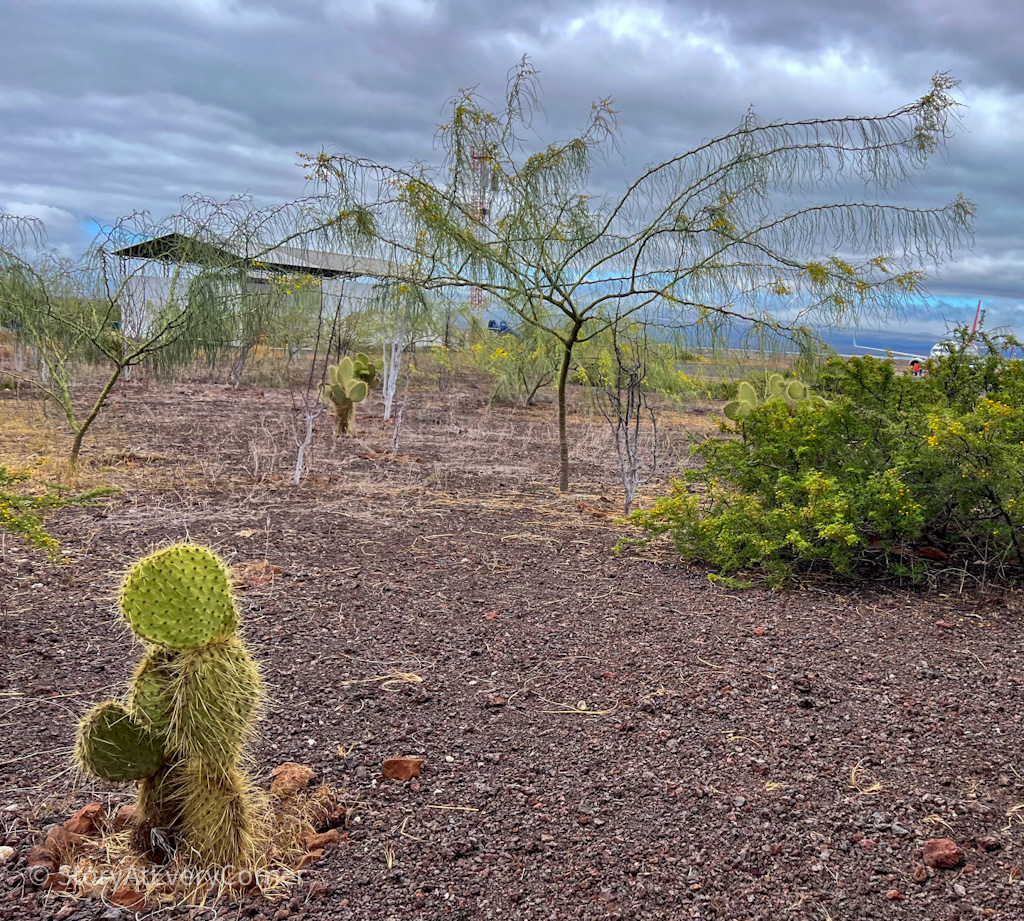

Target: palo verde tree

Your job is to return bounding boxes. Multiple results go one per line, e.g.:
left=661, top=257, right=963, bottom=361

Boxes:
left=306, top=58, right=974, bottom=491
left=1, top=197, right=317, bottom=465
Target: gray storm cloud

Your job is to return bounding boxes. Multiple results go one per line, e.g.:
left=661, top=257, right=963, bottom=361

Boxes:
left=1, top=0, right=1020, bottom=341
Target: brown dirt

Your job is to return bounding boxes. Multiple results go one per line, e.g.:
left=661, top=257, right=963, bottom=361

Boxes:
left=1, top=376, right=1023, bottom=920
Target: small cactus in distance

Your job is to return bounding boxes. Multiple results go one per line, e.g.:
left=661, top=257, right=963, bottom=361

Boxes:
left=74, top=543, right=263, bottom=869
left=723, top=373, right=818, bottom=421
left=353, top=351, right=384, bottom=388
left=325, top=353, right=383, bottom=435
left=723, top=380, right=759, bottom=420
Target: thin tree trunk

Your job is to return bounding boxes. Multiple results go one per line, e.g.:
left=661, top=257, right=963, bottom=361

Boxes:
left=391, top=359, right=413, bottom=455
left=293, top=410, right=317, bottom=485
left=69, top=364, right=126, bottom=466
left=556, top=323, right=582, bottom=492
left=229, top=346, right=250, bottom=390
left=439, top=306, right=453, bottom=394
left=122, top=337, right=134, bottom=382
left=381, top=312, right=407, bottom=420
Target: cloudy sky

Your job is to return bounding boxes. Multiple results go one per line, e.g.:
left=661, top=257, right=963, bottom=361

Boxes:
left=1, top=0, right=1021, bottom=348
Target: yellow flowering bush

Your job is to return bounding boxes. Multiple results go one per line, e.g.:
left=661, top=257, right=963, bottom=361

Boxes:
left=626, top=330, right=1024, bottom=586
left=0, top=466, right=114, bottom=559
left=466, top=325, right=562, bottom=405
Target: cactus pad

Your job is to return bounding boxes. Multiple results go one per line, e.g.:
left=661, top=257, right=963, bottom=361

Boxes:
left=786, top=380, right=808, bottom=402
left=737, top=381, right=758, bottom=405
left=120, top=544, right=237, bottom=647
left=129, top=647, right=175, bottom=735
left=76, top=700, right=164, bottom=782
left=167, top=636, right=262, bottom=772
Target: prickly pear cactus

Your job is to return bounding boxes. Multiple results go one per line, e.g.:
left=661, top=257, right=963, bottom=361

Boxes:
left=120, top=544, right=237, bottom=646
left=353, top=352, right=383, bottom=388
left=325, top=353, right=383, bottom=435
left=74, top=543, right=263, bottom=868
left=723, top=381, right=759, bottom=420
left=75, top=701, right=164, bottom=782
left=784, top=379, right=809, bottom=405
left=723, top=374, right=817, bottom=421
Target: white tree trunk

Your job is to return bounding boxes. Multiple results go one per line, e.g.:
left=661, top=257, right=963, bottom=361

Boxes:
left=229, top=346, right=250, bottom=390
left=293, top=410, right=317, bottom=485
left=380, top=311, right=407, bottom=420
left=391, top=359, right=413, bottom=454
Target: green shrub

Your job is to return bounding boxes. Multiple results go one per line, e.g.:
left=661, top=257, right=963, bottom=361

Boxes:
left=465, top=327, right=562, bottom=406
left=0, top=465, right=113, bottom=558
left=703, top=378, right=739, bottom=402
left=626, top=330, right=1024, bottom=587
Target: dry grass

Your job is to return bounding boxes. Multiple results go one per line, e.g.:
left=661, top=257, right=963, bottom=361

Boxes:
left=923, top=813, right=955, bottom=831
left=0, top=402, right=66, bottom=469
left=848, top=759, right=884, bottom=796
left=53, top=783, right=353, bottom=910
left=0, top=398, right=163, bottom=497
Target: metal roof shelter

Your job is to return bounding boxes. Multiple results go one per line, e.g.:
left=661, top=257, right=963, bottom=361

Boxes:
left=110, top=232, right=237, bottom=267
left=112, top=233, right=391, bottom=280
left=256, top=244, right=392, bottom=279
left=110, top=234, right=389, bottom=341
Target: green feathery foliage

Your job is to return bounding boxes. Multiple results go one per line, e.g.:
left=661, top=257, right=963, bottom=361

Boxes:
left=305, top=60, right=974, bottom=491
left=0, top=465, right=114, bottom=559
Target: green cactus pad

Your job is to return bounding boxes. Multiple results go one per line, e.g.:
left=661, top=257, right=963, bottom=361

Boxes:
left=177, top=763, right=257, bottom=867
left=120, top=544, right=237, bottom=648
left=167, top=636, right=262, bottom=772
left=736, top=381, right=757, bottom=405
left=723, top=400, right=747, bottom=421
left=786, top=380, right=809, bottom=402
left=336, top=356, right=355, bottom=382
left=353, top=353, right=383, bottom=386
left=76, top=700, right=164, bottom=782
left=129, top=647, right=175, bottom=735
left=327, top=360, right=370, bottom=402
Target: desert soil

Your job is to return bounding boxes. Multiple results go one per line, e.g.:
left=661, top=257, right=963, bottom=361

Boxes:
left=1, top=376, right=1023, bottom=920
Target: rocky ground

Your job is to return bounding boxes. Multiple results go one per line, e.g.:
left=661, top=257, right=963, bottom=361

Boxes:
left=1, top=376, right=1023, bottom=920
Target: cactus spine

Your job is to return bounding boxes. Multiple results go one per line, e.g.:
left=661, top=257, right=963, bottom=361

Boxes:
left=75, top=544, right=263, bottom=868
left=325, top=353, right=383, bottom=435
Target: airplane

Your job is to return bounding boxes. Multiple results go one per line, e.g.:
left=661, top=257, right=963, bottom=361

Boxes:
left=852, top=300, right=990, bottom=375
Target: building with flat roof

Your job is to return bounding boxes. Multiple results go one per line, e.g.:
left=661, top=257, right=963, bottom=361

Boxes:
left=111, top=234, right=388, bottom=339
